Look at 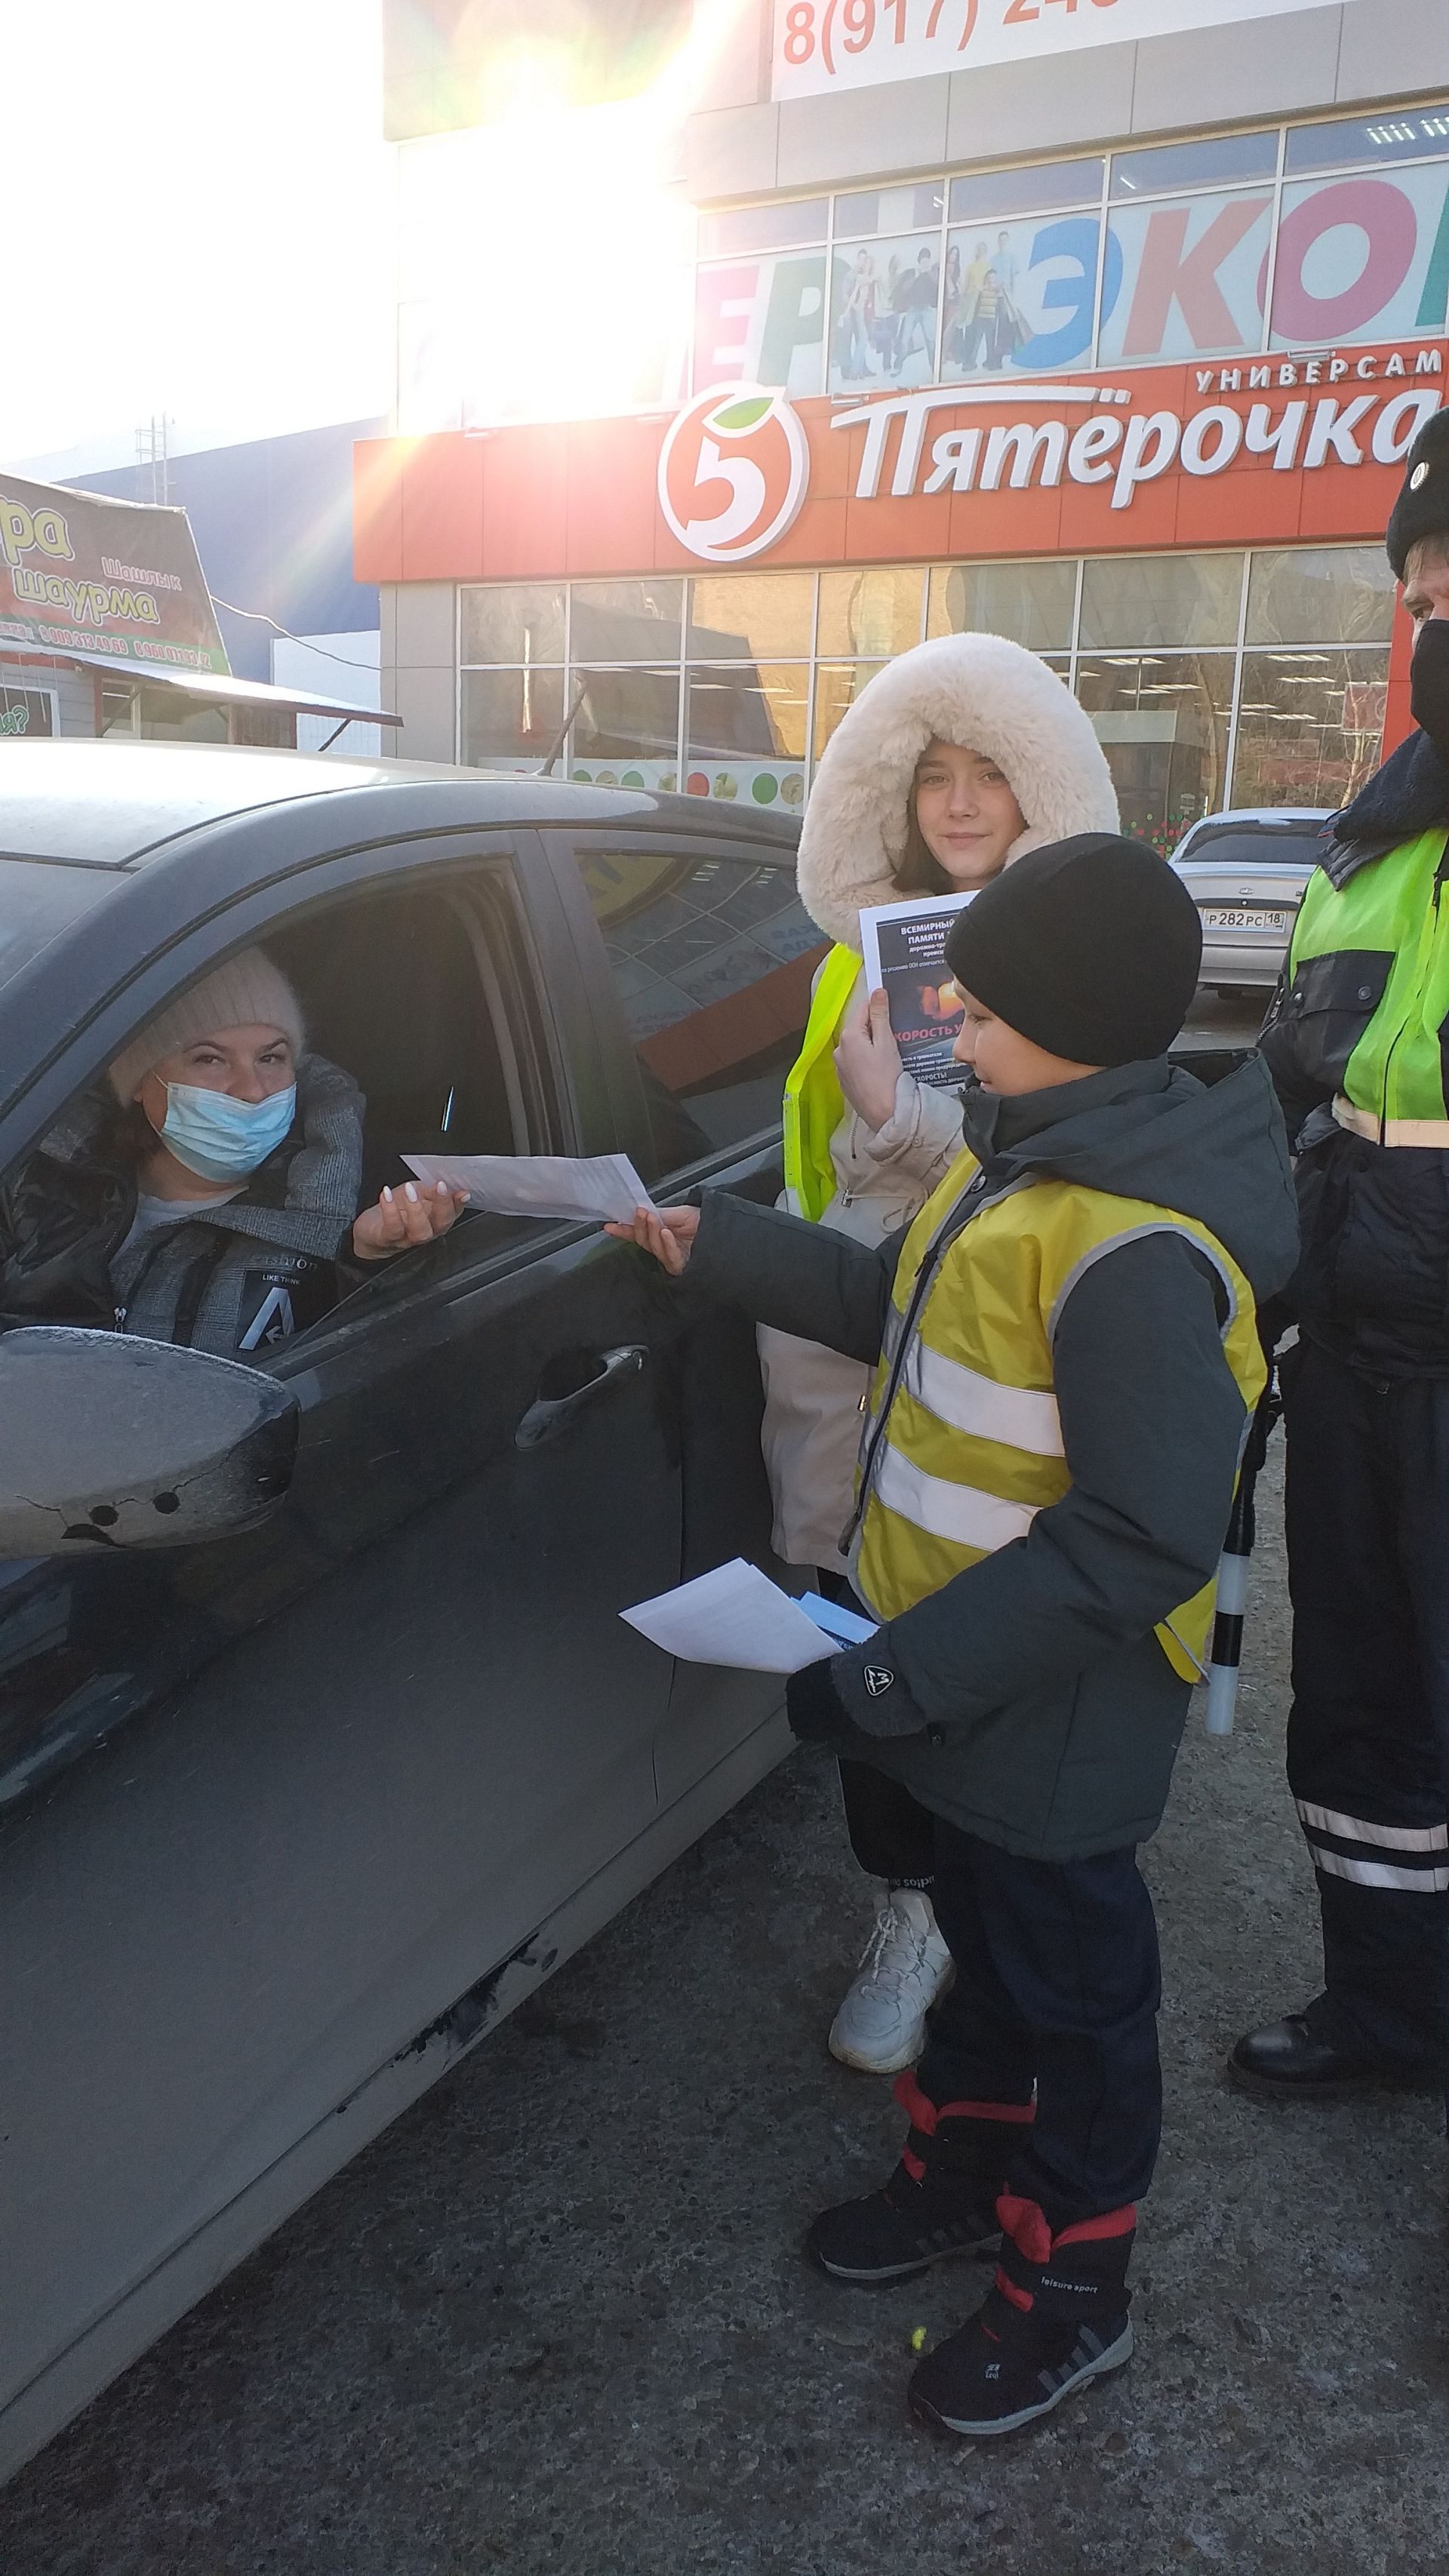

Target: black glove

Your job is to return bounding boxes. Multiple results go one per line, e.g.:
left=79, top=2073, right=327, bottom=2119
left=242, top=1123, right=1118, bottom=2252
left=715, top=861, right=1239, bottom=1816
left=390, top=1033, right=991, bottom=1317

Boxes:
left=786, top=1655, right=851, bottom=1745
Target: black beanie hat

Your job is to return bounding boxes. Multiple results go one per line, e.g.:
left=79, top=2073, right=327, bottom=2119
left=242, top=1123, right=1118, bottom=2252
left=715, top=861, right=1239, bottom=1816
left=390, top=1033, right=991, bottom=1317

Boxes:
left=1386, top=406, right=1449, bottom=580
left=943, top=833, right=1202, bottom=1068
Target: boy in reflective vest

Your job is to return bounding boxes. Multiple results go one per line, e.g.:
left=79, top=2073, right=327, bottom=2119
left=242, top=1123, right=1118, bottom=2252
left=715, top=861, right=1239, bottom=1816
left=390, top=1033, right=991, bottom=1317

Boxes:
left=609, top=835, right=1298, bottom=2436
left=1235, top=408, right=1449, bottom=2101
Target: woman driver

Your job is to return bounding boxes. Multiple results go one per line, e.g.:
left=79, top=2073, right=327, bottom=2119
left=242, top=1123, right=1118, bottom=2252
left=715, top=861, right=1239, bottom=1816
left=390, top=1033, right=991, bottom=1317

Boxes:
left=0, top=948, right=463, bottom=1356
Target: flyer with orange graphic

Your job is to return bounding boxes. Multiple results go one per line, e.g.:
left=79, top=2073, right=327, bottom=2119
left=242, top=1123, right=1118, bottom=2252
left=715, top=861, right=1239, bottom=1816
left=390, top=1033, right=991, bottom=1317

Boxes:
left=860, top=892, right=975, bottom=1091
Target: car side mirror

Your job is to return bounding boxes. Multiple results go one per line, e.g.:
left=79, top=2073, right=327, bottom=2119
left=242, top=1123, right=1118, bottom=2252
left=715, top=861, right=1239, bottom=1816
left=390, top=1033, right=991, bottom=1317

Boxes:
left=0, top=1327, right=300, bottom=1555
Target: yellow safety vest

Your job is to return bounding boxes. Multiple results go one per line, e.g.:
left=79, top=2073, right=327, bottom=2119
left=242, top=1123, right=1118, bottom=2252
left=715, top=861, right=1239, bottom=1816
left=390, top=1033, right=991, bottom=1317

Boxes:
left=780, top=943, right=862, bottom=1221
left=854, top=1151, right=1266, bottom=1682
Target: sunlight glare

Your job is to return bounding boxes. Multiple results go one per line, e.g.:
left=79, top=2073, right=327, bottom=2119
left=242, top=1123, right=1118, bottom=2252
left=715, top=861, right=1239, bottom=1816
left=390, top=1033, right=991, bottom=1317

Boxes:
left=397, top=0, right=748, bottom=432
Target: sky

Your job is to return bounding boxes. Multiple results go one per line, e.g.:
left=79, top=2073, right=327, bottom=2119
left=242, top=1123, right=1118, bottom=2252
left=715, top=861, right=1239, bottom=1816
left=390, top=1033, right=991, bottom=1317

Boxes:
left=2, top=0, right=395, bottom=477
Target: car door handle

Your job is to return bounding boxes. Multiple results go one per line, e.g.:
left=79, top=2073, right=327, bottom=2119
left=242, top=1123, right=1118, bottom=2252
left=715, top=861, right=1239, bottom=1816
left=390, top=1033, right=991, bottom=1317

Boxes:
left=514, top=1344, right=648, bottom=1451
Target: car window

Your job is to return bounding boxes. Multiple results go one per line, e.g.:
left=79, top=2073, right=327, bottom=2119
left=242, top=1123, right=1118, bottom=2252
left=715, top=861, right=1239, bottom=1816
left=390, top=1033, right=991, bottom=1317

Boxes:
left=4, top=861, right=555, bottom=1359
left=1176, top=824, right=1327, bottom=869
left=570, top=838, right=826, bottom=1180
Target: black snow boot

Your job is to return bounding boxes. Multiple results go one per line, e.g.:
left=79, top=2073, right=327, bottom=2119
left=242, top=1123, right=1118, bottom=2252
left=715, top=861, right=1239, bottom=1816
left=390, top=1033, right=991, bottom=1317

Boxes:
left=806, top=2072, right=1032, bottom=2284
left=909, top=2194, right=1135, bottom=2436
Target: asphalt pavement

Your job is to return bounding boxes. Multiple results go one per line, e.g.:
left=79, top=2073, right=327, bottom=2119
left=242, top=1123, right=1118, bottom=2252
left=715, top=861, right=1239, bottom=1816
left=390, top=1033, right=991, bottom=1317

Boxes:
left=5, top=1441, right=1449, bottom=2575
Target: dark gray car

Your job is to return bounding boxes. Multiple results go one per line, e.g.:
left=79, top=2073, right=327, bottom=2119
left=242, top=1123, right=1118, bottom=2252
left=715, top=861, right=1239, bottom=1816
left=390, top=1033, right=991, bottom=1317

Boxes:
left=0, top=739, right=822, bottom=2479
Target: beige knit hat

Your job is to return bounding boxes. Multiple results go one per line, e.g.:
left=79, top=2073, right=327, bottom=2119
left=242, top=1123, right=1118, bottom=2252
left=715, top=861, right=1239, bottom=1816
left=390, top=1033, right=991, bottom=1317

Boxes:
left=109, top=947, right=306, bottom=1102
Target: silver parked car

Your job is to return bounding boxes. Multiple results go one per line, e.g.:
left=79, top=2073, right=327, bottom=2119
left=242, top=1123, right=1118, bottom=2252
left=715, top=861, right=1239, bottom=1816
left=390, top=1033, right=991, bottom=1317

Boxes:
left=1171, top=808, right=1332, bottom=996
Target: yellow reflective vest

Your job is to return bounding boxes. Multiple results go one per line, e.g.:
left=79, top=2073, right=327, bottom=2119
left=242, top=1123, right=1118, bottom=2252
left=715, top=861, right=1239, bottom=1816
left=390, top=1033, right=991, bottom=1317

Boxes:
left=780, top=943, right=861, bottom=1221
left=853, top=1150, right=1267, bottom=1682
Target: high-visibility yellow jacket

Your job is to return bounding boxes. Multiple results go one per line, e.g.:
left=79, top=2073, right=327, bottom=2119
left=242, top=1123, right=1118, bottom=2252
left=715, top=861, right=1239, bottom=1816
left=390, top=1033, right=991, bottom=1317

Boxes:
left=691, top=1054, right=1300, bottom=1856
left=853, top=1150, right=1268, bottom=1683
left=780, top=943, right=861, bottom=1221
left=1260, top=802, right=1449, bottom=1375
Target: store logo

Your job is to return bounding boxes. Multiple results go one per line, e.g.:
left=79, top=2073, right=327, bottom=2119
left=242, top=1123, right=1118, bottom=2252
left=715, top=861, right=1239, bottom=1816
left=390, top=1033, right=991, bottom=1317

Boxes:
left=658, top=384, right=809, bottom=565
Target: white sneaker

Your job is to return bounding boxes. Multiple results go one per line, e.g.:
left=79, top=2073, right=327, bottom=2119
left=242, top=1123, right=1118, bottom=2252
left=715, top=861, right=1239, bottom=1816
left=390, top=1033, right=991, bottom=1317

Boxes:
left=828, top=1890, right=954, bottom=2075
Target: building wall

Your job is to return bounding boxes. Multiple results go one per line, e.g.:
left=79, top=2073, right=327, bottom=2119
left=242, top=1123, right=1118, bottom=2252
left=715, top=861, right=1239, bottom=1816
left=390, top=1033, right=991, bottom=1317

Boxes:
left=377, top=26, right=1449, bottom=786
left=684, top=0, right=1449, bottom=202
left=75, top=420, right=384, bottom=682
left=383, top=582, right=458, bottom=763
left=0, top=660, right=96, bottom=740
left=270, top=632, right=384, bottom=757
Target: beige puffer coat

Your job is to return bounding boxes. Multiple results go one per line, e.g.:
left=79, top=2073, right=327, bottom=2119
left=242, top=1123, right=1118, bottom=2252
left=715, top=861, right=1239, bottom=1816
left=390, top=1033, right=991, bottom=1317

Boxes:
left=760, top=632, right=1119, bottom=1574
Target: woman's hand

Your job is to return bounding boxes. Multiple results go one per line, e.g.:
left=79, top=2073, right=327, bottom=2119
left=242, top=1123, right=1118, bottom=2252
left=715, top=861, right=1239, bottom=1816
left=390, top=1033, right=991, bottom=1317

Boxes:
left=352, top=1178, right=468, bottom=1261
left=602, top=1204, right=700, bottom=1275
left=834, top=988, right=903, bottom=1132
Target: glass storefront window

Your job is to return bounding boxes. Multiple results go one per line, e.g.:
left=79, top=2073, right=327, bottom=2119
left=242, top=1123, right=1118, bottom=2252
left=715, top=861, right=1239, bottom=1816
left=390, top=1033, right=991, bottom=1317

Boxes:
left=1245, top=549, right=1395, bottom=647
left=941, top=217, right=1091, bottom=379
left=817, top=568, right=924, bottom=660
left=568, top=667, right=681, bottom=792
left=813, top=660, right=887, bottom=762
left=1110, top=132, right=1278, bottom=198
left=1269, top=165, right=1449, bottom=347
left=685, top=664, right=808, bottom=811
left=1286, top=106, right=1449, bottom=174
left=827, top=235, right=941, bottom=394
left=834, top=182, right=946, bottom=240
left=693, top=252, right=828, bottom=398
left=1075, top=654, right=1235, bottom=850
left=697, top=200, right=828, bottom=258
left=928, top=560, right=1076, bottom=653
left=1231, top=649, right=1389, bottom=811
left=677, top=103, right=1449, bottom=409
left=460, top=584, right=564, bottom=667
left=569, top=581, right=683, bottom=660
left=1079, top=554, right=1243, bottom=651
left=1100, top=188, right=1272, bottom=366
left=949, top=162, right=1103, bottom=222
left=461, top=666, right=564, bottom=769
left=687, top=574, right=814, bottom=662
left=452, top=541, right=1398, bottom=820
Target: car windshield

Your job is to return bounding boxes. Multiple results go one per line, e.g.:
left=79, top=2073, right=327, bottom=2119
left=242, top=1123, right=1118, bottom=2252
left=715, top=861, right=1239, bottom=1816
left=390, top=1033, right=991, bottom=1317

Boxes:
left=0, top=859, right=115, bottom=997
left=1175, top=823, right=1326, bottom=869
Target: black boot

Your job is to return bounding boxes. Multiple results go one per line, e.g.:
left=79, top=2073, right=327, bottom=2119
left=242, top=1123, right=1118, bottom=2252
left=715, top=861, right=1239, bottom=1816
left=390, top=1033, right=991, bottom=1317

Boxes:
left=807, top=2072, right=1031, bottom=2284
left=1228, top=2011, right=1445, bottom=2102
left=909, top=2196, right=1135, bottom=2438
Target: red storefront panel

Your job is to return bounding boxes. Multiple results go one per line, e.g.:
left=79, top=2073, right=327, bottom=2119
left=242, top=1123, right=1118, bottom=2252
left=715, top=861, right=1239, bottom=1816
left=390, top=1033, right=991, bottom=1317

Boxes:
left=356, top=343, right=1444, bottom=586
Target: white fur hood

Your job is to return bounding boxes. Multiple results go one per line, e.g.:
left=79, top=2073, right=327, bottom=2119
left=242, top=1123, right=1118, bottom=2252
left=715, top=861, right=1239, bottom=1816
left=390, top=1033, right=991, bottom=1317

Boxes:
left=797, top=632, right=1119, bottom=949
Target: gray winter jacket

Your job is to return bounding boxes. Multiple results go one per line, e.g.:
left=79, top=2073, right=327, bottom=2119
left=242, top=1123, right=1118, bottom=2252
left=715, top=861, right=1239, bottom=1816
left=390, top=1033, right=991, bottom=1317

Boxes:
left=689, top=1054, right=1299, bottom=1858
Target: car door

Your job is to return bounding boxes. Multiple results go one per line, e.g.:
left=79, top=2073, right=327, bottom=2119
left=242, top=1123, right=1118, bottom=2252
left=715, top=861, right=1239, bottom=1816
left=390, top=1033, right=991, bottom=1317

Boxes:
left=537, top=815, right=826, bottom=1806
left=0, top=822, right=698, bottom=2449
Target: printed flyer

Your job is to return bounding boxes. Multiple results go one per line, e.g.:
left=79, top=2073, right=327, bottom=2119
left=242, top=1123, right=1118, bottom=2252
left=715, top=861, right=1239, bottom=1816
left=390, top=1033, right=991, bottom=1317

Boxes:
left=859, top=892, right=974, bottom=1091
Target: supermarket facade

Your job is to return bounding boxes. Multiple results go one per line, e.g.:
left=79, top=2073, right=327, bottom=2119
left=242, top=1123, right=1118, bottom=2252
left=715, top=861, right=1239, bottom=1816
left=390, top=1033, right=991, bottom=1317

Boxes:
left=360, top=0, right=1449, bottom=847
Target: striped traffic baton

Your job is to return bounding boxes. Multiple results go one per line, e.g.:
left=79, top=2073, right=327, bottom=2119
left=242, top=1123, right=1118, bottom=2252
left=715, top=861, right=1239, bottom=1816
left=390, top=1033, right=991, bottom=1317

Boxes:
left=1204, top=1372, right=1281, bottom=1738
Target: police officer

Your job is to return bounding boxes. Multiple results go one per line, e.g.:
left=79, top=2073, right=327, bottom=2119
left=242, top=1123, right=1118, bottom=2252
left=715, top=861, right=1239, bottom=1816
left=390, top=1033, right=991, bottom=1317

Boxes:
left=1233, top=409, right=1449, bottom=2101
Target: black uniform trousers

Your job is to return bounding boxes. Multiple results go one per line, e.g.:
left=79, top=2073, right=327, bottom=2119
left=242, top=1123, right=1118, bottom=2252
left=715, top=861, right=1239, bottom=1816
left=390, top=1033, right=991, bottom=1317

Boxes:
left=1281, top=1336, right=1449, bottom=2071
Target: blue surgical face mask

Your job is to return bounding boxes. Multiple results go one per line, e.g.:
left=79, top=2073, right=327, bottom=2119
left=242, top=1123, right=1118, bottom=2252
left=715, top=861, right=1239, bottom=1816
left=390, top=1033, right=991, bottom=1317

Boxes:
left=158, top=1080, right=297, bottom=1183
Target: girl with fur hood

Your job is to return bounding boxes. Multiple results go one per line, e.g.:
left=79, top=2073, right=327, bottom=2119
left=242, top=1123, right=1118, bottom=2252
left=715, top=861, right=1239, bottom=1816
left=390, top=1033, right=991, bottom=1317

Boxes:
left=769, top=632, right=1118, bottom=2076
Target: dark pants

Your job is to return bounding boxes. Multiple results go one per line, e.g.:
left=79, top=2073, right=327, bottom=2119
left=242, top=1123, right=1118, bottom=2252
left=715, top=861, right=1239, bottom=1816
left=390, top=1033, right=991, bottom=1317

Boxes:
left=838, top=1758, right=937, bottom=1892
left=815, top=1568, right=939, bottom=1895
left=1281, top=1337, right=1449, bottom=2070
left=920, top=1820, right=1161, bottom=2228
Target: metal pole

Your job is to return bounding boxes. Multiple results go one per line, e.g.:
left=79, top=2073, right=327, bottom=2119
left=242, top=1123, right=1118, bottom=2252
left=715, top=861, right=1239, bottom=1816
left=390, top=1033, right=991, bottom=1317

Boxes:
left=1203, top=1371, right=1281, bottom=1737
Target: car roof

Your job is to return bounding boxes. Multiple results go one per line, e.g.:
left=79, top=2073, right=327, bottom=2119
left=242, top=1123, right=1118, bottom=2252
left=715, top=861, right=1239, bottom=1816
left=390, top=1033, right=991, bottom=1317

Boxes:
left=0, top=739, right=801, bottom=871
left=1178, top=807, right=1335, bottom=829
